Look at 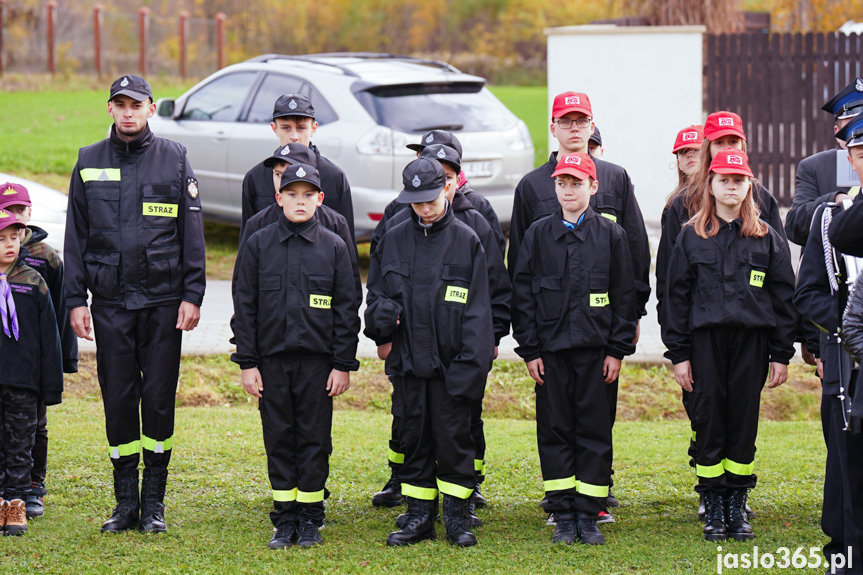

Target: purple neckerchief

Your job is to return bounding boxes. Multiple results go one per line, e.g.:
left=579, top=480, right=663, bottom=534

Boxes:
left=0, top=273, right=19, bottom=340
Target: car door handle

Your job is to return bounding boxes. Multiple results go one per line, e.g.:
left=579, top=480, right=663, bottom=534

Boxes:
left=214, top=131, right=228, bottom=141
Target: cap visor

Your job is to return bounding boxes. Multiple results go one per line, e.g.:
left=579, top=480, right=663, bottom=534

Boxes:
left=551, top=166, right=592, bottom=180
left=406, top=144, right=425, bottom=153
left=712, top=166, right=754, bottom=177
left=0, top=199, right=32, bottom=209
left=0, top=220, right=25, bottom=232
left=672, top=143, right=702, bottom=154
left=396, top=187, right=442, bottom=204
left=706, top=128, right=746, bottom=141
left=264, top=156, right=292, bottom=168
left=109, top=89, right=150, bottom=102
left=554, top=105, right=591, bottom=119
left=273, top=111, right=315, bottom=120
left=280, top=177, right=321, bottom=192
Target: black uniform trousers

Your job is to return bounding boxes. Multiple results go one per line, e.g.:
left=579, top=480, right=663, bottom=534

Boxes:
left=691, top=327, right=768, bottom=493
left=388, top=376, right=404, bottom=471
left=31, top=401, right=47, bottom=485
left=536, top=348, right=612, bottom=516
left=395, top=375, right=475, bottom=501
left=258, top=356, right=332, bottom=528
left=471, top=396, right=486, bottom=480
left=0, top=387, right=38, bottom=501
left=92, top=304, right=182, bottom=471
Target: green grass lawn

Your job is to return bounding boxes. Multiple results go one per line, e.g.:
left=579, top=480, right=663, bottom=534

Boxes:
left=490, top=85, right=548, bottom=168
left=0, top=397, right=827, bottom=575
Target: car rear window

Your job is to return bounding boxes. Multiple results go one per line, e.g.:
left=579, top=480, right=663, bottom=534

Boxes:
left=354, top=82, right=517, bottom=133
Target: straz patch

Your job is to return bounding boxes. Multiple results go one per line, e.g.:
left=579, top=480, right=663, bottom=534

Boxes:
left=600, top=213, right=617, bottom=223
left=444, top=286, right=468, bottom=304
left=11, top=284, right=33, bottom=296
left=143, top=203, right=178, bottom=217
left=750, top=270, right=765, bottom=288
left=310, top=294, right=332, bottom=309
left=590, top=293, right=609, bottom=307
left=187, top=177, right=199, bottom=199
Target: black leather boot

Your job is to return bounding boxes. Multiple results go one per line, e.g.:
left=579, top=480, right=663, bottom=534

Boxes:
left=101, top=468, right=139, bottom=533
left=139, top=467, right=168, bottom=533
left=395, top=496, right=438, bottom=529
left=552, top=512, right=578, bottom=545
left=372, top=467, right=404, bottom=508
left=472, top=478, right=486, bottom=509
left=576, top=512, right=605, bottom=545
left=442, top=494, right=477, bottom=547
left=702, top=490, right=728, bottom=541
left=725, top=489, right=754, bottom=541
left=387, top=496, right=436, bottom=546
left=466, top=493, right=482, bottom=528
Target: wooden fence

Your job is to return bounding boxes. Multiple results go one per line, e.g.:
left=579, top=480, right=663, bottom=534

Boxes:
left=704, top=32, right=863, bottom=206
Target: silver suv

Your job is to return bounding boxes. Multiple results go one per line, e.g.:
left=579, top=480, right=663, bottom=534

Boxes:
left=149, top=53, right=533, bottom=240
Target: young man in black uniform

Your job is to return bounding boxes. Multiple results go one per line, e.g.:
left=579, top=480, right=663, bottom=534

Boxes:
left=64, top=75, right=206, bottom=534
left=0, top=209, right=63, bottom=536
left=512, top=152, right=637, bottom=545
left=365, top=158, right=494, bottom=548
left=240, top=94, right=355, bottom=240
left=232, top=163, right=360, bottom=549
left=372, top=144, right=510, bottom=521
left=0, top=183, right=77, bottom=519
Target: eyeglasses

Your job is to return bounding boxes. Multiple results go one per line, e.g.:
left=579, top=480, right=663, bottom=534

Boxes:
left=555, top=117, right=592, bottom=130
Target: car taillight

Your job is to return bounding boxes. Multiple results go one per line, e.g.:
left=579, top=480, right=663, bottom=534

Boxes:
left=368, top=213, right=384, bottom=221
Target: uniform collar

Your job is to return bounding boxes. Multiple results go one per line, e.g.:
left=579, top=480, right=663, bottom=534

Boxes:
left=25, top=225, right=47, bottom=245
left=109, top=123, right=154, bottom=156
left=451, top=191, right=472, bottom=212
left=551, top=206, right=596, bottom=241
left=277, top=212, right=319, bottom=243
left=718, top=217, right=743, bottom=232
left=410, top=200, right=454, bottom=233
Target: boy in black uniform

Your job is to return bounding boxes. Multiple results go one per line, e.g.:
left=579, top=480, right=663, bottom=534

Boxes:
left=512, top=152, right=636, bottom=545
left=0, top=209, right=63, bottom=535
left=232, top=163, right=360, bottom=549
left=64, top=75, right=206, bottom=534
left=0, top=183, right=77, bottom=518
left=240, top=94, right=355, bottom=240
left=372, top=144, right=510, bottom=521
left=365, top=158, right=494, bottom=548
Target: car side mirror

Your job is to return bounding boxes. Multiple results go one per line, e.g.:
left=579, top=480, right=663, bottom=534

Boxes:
left=156, top=98, right=175, bottom=118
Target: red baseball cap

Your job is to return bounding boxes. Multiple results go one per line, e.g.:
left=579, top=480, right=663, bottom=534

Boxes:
left=672, top=125, right=704, bottom=154
left=552, top=152, right=597, bottom=181
left=0, top=182, right=31, bottom=208
left=704, top=111, right=746, bottom=141
left=552, top=92, right=592, bottom=119
left=709, top=148, right=754, bottom=177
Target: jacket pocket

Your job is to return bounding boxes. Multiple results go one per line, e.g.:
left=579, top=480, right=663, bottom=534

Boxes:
left=441, top=264, right=472, bottom=307
left=84, top=183, right=120, bottom=232
left=531, top=275, right=562, bottom=321
left=747, top=250, right=770, bottom=289
left=308, top=274, right=334, bottom=316
left=258, top=273, right=281, bottom=317
left=142, top=184, right=181, bottom=229
left=595, top=192, right=622, bottom=223
left=381, top=260, right=410, bottom=297
left=83, top=250, right=121, bottom=300
left=146, top=243, right=182, bottom=298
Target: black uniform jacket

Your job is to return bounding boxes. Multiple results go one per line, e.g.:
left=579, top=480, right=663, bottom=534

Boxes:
left=374, top=192, right=510, bottom=345
left=829, top=192, right=863, bottom=256
left=364, top=206, right=494, bottom=401
left=656, top=184, right=786, bottom=321
left=511, top=207, right=637, bottom=363
left=22, top=226, right=77, bottom=373
left=844, top=273, right=863, bottom=360
left=663, top=221, right=797, bottom=366
left=232, top=215, right=360, bottom=372
left=785, top=150, right=850, bottom=246
left=0, top=258, right=63, bottom=405
left=508, top=153, right=650, bottom=317
left=64, top=125, right=206, bottom=311
left=234, top=203, right=361, bottom=310
left=794, top=203, right=858, bottom=394
left=240, top=143, right=355, bottom=240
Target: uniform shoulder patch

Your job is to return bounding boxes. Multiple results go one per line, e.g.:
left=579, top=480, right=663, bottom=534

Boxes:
left=186, top=177, right=199, bottom=199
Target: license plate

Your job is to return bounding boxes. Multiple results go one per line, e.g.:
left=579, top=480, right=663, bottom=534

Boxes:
left=462, top=161, right=493, bottom=178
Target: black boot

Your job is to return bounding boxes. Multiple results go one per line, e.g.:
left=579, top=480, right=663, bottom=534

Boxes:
left=372, top=468, right=404, bottom=508
left=702, top=491, right=727, bottom=541
left=697, top=493, right=706, bottom=521
left=101, top=468, right=139, bottom=533
left=725, top=489, right=754, bottom=541
left=442, top=494, right=477, bottom=547
left=466, top=493, right=482, bottom=528
left=297, top=502, right=325, bottom=547
left=552, top=512, right=578, bottom=545
left=395, top=496, right=438, bottom=529
left=139, top=467, right=168, bottom=533
left=472, top=478, right=486, bottom=509
left=387, top=496, right=436, bottom=546
left=575, top=512, right=605, bottom=545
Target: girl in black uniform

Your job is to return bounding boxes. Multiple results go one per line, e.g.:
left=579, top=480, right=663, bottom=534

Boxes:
left=662, top=149, right=797, bottom=542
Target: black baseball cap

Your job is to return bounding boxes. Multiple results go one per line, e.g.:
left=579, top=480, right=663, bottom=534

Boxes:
left=279, top=163, right=321, bottom=192
left=589, top=126, right=602, bottom=147
left=273, top=94, right=315, bottom=121
left=406, top=130, right=463, bottom=157
left=263, top=143, right=318, bottom=168
left=822, top=78, right=863, bottom=120
left=420, top=143, right=461, bottom=173
left=108, top=75, right=153, bottom=102
left=396, top=158, right=446, bottom=204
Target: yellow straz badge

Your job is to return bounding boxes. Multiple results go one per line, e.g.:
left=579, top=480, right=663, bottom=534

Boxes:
left=750, top=270, right=765, bottom=288
left=143, top=203, right=178, bottom=217
left=310, top=295, right=332, bottom=309
left=590, top=293, right=610, bottom=307
left=600, top=213, right=617, bottom=223
left=444, top=286, right=468, bottom=304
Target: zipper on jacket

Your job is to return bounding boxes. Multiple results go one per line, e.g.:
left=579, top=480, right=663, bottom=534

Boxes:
left=424, top=227, right=428, bottom=237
